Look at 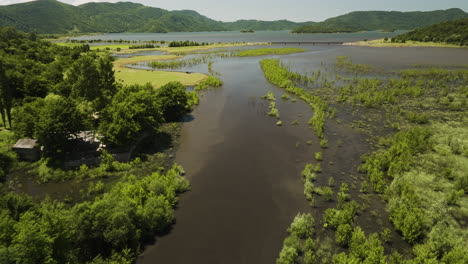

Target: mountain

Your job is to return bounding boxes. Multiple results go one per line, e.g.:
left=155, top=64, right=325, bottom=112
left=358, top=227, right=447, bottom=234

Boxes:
left=0, top=0, right=304, bottom=33
left=392, top=18, right=468, bottom=45
left=292, top=8, right=468, bottom=33
left=1, top=1, right=467, bottom=34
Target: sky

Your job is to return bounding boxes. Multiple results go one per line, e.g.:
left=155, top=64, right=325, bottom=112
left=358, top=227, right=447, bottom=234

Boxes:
left=0, top=0, right=467, bottom=22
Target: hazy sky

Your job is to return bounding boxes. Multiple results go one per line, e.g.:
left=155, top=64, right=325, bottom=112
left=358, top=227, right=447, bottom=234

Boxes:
left=0, top=0, right=467, bottom=22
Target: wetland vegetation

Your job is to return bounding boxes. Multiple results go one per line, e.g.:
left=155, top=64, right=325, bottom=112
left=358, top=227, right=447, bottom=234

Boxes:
left=260, top=53, right=468, bottom=263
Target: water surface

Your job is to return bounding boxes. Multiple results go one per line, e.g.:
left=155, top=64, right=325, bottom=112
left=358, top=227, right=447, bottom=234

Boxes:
left=125, top=38, right=468, bottom=264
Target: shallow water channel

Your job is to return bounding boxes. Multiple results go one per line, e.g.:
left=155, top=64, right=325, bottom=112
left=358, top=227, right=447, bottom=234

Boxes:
left=136, top=45, right=468, bottom=264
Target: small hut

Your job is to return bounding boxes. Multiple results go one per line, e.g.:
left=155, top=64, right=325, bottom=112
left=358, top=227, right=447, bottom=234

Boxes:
left=13, top=139, right=40, bottom=161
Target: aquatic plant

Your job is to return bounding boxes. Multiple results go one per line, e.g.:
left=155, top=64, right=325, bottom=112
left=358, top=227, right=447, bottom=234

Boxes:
left=194, top=76, right=223, bottom=91
left=259, top=59, right=329, bottom=138
left=315, top=152, right=323, bottom=161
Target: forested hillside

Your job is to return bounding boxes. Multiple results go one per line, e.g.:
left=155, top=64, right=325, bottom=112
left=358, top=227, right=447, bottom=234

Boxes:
left=392, top=18, right=468, bottom=45
left=293, top=8, right=468, bottom=33
left=0, top=0, right=307, bottom=33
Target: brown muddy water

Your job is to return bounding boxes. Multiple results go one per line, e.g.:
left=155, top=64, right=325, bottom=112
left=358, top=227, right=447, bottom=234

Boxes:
left=137, top=45, right=468, bottom=264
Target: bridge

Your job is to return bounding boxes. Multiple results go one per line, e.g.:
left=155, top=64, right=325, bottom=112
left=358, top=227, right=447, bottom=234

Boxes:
left=270, top=41, right=344, bottom=45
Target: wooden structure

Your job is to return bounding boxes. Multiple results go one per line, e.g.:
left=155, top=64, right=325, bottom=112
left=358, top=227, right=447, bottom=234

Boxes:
left=13, top=139, right=40, bottom=161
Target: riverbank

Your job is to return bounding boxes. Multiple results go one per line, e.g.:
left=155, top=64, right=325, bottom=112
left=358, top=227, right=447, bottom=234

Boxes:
left=345, top=38, right=466, bottom=48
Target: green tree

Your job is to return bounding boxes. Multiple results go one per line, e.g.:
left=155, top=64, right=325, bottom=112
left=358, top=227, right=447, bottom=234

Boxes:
left=99, top=84, right=163, bottom=146
left=156, top=81, right=191, bottom=122
left=8, top=211, right=55, bottom=264
left=35, top=94, right=83, bottom=156
left=12, top=98, right=44, bottom=138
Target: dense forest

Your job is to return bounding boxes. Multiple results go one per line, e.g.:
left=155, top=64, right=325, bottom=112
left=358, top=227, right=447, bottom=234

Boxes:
left=292, top=8, right=468, bottom=33
left=0, top=26, right=200, bottom=263
left=392, top=18, right=468, bottom=46
left=0, top=0, right=308, bottom=34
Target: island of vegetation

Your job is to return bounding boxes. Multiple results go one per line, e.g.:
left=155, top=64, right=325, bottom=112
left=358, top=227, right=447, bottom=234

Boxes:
left=240, top=29, right=255, bottom=33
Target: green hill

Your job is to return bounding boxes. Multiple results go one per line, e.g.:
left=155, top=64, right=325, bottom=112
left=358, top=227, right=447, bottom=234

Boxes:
left=1, top=1, right=467, bottom=34
left=392, top=18, right=468, bottom=46
left=293, top=8, right=468, bottom=33
left=0, top=0, right=306, bottom=33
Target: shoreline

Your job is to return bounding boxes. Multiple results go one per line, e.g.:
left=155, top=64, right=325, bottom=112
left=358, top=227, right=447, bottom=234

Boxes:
left=344, top=38, right=468, bottom=48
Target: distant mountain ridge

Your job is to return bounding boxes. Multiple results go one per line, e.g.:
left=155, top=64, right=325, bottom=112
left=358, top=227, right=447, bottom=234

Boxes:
left=292, top=8, right=468, bottom=33
left=0, top=0, right=466, bottom=34
left=0, top=0, right=307, bottom=33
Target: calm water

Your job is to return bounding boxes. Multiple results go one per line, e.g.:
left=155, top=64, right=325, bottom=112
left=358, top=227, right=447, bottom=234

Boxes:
left=102, top=33, right=468, bottom=264
left=74, top=30, right=402, bottom=43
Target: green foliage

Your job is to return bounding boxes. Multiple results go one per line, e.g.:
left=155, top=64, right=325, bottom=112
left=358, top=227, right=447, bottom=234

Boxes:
left=0, top=164, right=189, bottom=263
left=337, top=183, right=351, bottom=206
left=323, top=201, right=359, bottom=229
left=360, top=127, right=432, bottom=193
left=314, top=152, right=323, bottom=161
left=276, top=245, right=299, bottom=264
left=319, top=186, right=333, bottom=201
left=393, top=18, right=468, bottom=46
left=260, top=59, right=329, bottom=138
left=262, top=91, right=276, bottom=101
left=194, top=76, right=223, bottom=91
left=319, top=139, right=328, bottom=148
left=63, top=54, right=117, bottom=112
left=99, top=83, right=163, bottom=146
left=268, top=102, right=280, bottom=119
left=150, top=56, right=211, bottom=70
left=287, top=213, right=315, bottom=238
left=35, top=94, right=84, bottom=156
left=335, top=223, right=353, bottom=247
left=302, top=164, right=317, bottom=181
left=168, top=40, right=207, bottom=47
left=156, top=81, right=192, bottom=121
left=327, top=177, right=335, bottom=187
left=387, top=183, right=426, bottom=244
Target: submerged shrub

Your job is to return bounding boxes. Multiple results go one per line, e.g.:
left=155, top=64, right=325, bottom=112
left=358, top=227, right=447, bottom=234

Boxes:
left=287, top=213, right=315, bottom=238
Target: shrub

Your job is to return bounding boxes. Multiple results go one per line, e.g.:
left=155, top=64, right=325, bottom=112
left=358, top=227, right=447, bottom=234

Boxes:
left=314, top=152, right=323, bottom=161
left=320, top=139, right=328, bottom=148
left=287, top=213, right=315, bottom=238
left=335, top=223, right=353, bottom=246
